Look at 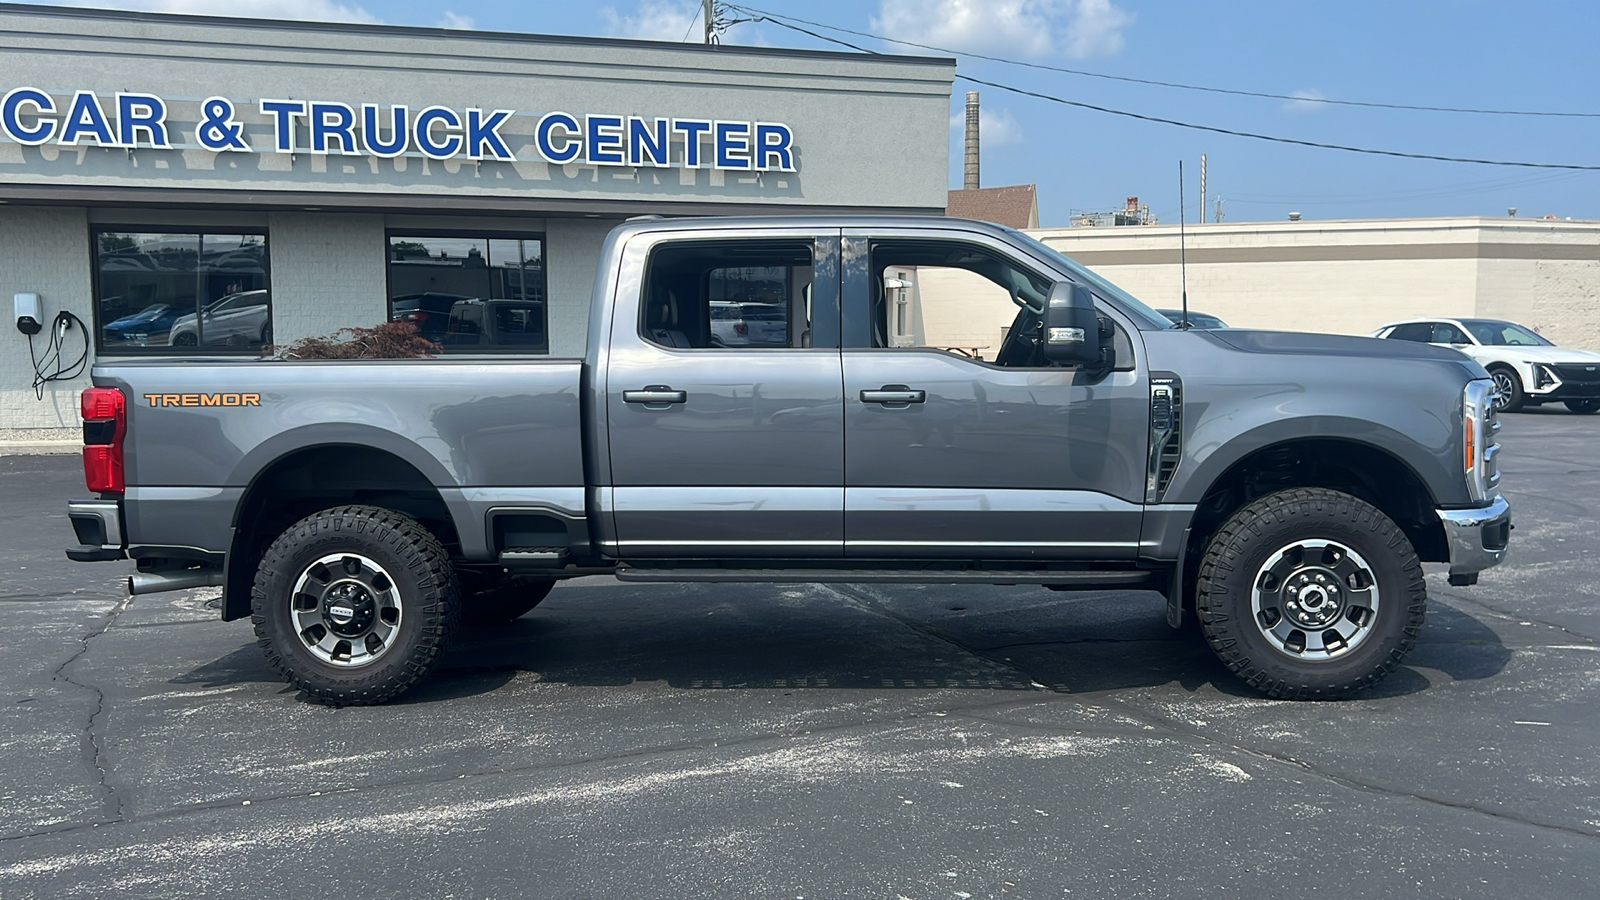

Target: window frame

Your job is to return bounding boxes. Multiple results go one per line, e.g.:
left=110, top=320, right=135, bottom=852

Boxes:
left=91, top=225, right=273, bottom=357
left=384, top=228, right=549, bottom=355
left=636, top=237, right=832, bottom=352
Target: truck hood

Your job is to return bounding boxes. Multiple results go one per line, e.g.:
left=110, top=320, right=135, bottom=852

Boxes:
left=1209, top=329, right=1476, bottom=365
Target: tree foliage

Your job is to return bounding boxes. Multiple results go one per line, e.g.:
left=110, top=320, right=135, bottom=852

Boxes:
left=262, top=321, right=441, bottom=360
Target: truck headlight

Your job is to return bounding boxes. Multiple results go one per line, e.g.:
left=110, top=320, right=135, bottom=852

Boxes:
left=1462, top=380, right=1499, bottom=502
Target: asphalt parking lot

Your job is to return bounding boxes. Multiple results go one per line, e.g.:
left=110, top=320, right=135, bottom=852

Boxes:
left=2, top=409, right=1598, bottom=899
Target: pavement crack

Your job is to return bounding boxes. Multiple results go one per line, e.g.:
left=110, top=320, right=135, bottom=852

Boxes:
left=51, top=594, right=133, bottom=827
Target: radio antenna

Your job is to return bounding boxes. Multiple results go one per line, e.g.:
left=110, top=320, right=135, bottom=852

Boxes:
left=1178, top=160, right=1190, bottom=329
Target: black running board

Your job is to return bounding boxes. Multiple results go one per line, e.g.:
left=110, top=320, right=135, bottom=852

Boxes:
left=614, top=567, right=1155, bottom=587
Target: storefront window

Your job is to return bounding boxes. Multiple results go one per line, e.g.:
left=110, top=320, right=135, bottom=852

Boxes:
left=387, top=234, right=547, bottom=353
left=94, top=231, right=271, bottom=354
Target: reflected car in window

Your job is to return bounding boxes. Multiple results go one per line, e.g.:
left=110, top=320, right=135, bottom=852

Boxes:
left=168, top=290, right=271, bottom=349
left=101, top=302, right=185, bottom=347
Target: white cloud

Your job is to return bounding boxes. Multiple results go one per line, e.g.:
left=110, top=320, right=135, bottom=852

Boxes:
left=600, top=0, right=703, bottom=42
left=436, top=11, right=474, bottom=29
left=1283, top=88, right=1329, bottom=114
left=950, top=106, right=1023, bottom=147
left=874, top=0, right=1131, bottom=60
left=47, top=0, right=378, bottom=22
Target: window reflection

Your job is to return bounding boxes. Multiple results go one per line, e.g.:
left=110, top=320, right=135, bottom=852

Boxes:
left=387, top=234, right=547, bottom=354
left=96, top=231, right=270, bottom=353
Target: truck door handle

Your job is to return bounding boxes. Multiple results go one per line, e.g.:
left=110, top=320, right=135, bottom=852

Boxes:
left=623, top=386, right=687, bottom=405
left=860, top=386, right=926, bottom=405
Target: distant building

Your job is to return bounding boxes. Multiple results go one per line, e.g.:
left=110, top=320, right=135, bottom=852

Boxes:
left=946, top=185, right=1039, bottom=229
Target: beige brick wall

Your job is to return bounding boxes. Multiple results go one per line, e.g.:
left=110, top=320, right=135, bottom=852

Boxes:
left=545, top=218, right=623, bottom=358
left=0, top=207, right=94, bottom=429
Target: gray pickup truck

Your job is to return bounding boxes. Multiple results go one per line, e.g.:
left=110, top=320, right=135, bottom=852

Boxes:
left=66, top=216, right=1511, bottom=705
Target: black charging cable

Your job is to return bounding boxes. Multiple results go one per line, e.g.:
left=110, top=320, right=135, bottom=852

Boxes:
left=29, top=310, right=90, bottom=400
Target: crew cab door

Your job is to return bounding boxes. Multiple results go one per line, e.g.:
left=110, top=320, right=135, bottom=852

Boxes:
left=603, top=229, right=844, bottom=557
left=838, top=228, right=1149, bottom=559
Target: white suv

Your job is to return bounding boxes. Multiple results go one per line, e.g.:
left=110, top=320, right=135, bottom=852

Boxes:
left=1372, top=318, right=1600, bottom=414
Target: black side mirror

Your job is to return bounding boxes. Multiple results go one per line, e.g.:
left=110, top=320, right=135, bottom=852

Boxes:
left=1041, top=281, right=1102, bottom=366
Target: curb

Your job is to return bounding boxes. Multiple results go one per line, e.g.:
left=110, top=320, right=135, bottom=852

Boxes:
left=0, top=441, right=80, bottom=457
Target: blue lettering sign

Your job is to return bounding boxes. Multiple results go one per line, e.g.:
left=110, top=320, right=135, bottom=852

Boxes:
left=60, top=91, right=115, bottom=146
left=673, top=118, right=712, bottom=168
left=714, top=121, right=751, bottom=170
left=116, top=93, right=169, bottom=148
left=259, top=100, right=306, bottom=152
left=628, top=117, right=670, bottom=167
left=198, top=97, right=247, bottom=151
left=310, top=102, right=358, bottom=154
left=586, top=114, right=624, bottom=165
left=537, top=112, right=581, bottom=164
left=754, top=122, right=794, bottom=172
left=465, top=108, right=514, bottom=161
left=414, top=106, right=462, bottom=159
left=1, top=87, right=56, bottom=145
left=361, top=104, right=408, bottom=157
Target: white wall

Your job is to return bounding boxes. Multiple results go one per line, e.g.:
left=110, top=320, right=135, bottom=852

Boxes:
left=0, top=207, right=94, bottom=433
left=545, top=218, right=624, bottom=357
left=265, top=213, right=387, bottom=343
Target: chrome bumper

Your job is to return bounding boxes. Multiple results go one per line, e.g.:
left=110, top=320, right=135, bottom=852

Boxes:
left=66, top=498, right=127, bottom=562
left=1436, top=495, right=1511, bottom=584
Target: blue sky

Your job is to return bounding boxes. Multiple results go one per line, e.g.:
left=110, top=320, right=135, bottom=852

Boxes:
left=19, top=0, right=1600, bottom=225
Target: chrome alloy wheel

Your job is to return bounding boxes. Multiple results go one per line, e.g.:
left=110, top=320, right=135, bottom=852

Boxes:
left=290, top=553, right=403, bottom=667
left=1250, top=539, right=1380, bottom=660
left=1490, top=370, right=1517, bottom=411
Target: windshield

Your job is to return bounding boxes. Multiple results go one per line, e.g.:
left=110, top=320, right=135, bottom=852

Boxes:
left=1003, top=228, right=1173, bottom=329
left=1461, top=319, right=1553, bottom=346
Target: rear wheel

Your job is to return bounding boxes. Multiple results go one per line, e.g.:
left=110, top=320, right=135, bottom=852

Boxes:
left=1489, top=366, right=1524, bottom=412
left=1565, top=399, right=1600, bottom=414
left=1195, top=488, right=1426, bottom=699
left=251, top=505, right=459, bottom=705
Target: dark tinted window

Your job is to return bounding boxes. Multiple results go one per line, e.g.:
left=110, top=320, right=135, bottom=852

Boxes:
left=387, top=235, right=547, bottom=353
left=95, top=231, right=270, bottom=354
left=1430, top=323, right=1469, bottom=344
left=1385, top=323, right=1433, bottom=342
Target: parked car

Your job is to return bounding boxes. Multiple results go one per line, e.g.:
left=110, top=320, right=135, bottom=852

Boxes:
left=168, top=290, right=271, bottom=349
left=710, top=300, right=789, bottom=346
left=390, top=292, right=473, bottom=343
left=1372, top=318, right=1600, bottom=413
left=101, top=302, right=184, bottom=347
left=1156, top=309, right=1229, bottom=329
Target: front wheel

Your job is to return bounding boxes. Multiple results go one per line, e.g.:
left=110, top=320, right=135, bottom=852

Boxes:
left=1195, top=488, right=1426, bottom=699
left=1565, top=399, right=1600, bottom=414
left=251, top=505, right=459, bottom=705
left=1489, top=367, right=1524, bottom=412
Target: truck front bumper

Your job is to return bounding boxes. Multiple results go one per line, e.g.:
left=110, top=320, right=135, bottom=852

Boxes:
left=1436, top=495, right=1511, bottom=585
left=66, top=498, right=127, bottom=562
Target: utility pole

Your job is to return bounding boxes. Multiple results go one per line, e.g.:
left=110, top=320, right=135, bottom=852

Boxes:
left=1198, top=154, right=1206, bottom=227
left=703, top=0, right=714, bottom=44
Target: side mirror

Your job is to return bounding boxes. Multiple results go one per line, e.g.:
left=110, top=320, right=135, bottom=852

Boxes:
left=1041, top=282, right=1103, bottom=366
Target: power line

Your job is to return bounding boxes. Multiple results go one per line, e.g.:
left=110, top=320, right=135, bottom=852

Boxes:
left=724, top=2, right=1600, bottom=119
left=736, top=11, right=1600, bottom=172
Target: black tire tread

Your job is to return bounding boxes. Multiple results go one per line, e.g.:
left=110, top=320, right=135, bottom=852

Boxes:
left=1194, top=487, right=1426, bottom=700
left=250, top=505, right=459, bottom=706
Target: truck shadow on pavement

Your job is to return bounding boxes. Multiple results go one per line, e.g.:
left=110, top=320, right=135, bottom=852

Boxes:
left=170, top=586, right=1513, bottom=705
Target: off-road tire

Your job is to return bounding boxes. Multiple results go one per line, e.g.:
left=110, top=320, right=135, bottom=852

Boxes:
left=1489, top=366, right=1524, bottom=413
left=1565, top=399, right=1600, bottom=414
left=1195, top=488, right=1426, bottom=700
left=251, top=505, right=459, bottom=705
left=462, top=575, right=555, bottom=626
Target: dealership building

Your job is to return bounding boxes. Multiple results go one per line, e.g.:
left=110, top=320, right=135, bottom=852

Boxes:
left=0, top=3, right=956, bottom=439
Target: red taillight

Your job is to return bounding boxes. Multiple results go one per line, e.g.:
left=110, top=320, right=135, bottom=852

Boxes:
left=81, top=387, right=125, bottom=493
left=734, top=321, right=748, bottom=336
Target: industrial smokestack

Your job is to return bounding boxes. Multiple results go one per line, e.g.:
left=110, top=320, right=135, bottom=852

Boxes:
left=963, top=91, right=980, bottom=191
